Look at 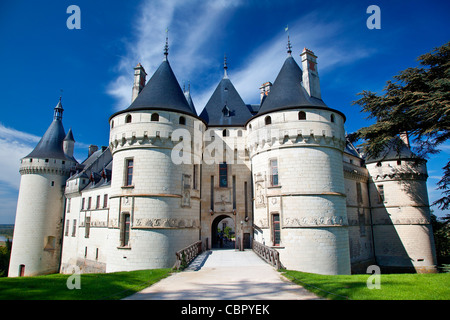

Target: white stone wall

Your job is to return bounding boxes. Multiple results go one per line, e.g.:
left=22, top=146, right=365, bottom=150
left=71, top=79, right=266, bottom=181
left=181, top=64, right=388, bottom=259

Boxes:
left=9, top=158, right=74, bottom=277
left=367, top=159, right=437, bottom=272
left=200, top=127, right=252, bottom=250
left=60, top=184, right=110, bottom=274
left=248, top=108, right=351, bottom=275
left=105, top=110, right=204, bottom=272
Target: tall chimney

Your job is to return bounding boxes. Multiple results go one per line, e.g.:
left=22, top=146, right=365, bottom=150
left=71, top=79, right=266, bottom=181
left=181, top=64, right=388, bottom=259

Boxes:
left=259, top=82, right=272, bottom=102
left=131, top=63, right=147, bottom=102
left=300, top=48, right=321, bottom=99
left=88, top=145, right=98, bottom=157
left=400, top=132, right=410, bottom=149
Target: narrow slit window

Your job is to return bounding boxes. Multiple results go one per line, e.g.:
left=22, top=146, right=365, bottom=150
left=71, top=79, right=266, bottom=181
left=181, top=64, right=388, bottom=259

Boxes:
left=270, top=159, right=279, bottom=186
left=272, top=214, right=281, bottom=246
left=121, top=213, right=131, bottom=247
left=125, top=159, right=134, bottom=186
left=219, top=163, right=228, bottom=188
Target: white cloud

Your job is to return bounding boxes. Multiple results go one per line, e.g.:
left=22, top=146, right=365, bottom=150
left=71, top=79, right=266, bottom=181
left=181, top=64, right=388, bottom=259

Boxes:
left=0, top=123, right=40, bottom=190
left=107, top=0, right=243, bottom=111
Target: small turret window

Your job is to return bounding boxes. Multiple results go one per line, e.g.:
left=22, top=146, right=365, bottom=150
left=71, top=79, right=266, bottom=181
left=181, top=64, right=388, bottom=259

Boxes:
left=111, top=120, right=114, bottom=128
left=151, top=113, right=159, bottom=122
left=298, top=111, right=306, bottom=120
left=125, top=115, right=132, bottom=123
left=330, top=114, right=335, bottom=123
left=265, top=116, right=272, bottom=125
left=179, top=116, right=186, bottom=125
left=222, top=129, right=229, bottom=137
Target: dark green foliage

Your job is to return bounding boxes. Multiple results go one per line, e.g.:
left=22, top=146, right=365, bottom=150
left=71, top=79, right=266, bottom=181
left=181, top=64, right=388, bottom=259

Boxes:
left=351, top=41, right=450, bottom=209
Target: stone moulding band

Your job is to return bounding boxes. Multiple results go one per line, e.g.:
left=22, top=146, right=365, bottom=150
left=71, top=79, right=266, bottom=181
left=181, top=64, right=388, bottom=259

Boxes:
left=255, top=215, right=348, bottom=228
left=266, top=191, right=346, bottom=197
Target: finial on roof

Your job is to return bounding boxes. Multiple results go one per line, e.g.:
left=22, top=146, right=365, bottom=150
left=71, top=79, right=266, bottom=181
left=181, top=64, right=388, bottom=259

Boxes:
left=285, top=25, right=292, bottom=56
left=54, top=95, right=64, bottom=121
left=164, top=28, right=169, bottom=59
left=223, top=54, right=228, bottom=78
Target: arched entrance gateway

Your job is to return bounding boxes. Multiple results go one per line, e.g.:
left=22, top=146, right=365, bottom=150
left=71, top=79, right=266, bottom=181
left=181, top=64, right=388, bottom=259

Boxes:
left=211, top=215, right=236, bottom=249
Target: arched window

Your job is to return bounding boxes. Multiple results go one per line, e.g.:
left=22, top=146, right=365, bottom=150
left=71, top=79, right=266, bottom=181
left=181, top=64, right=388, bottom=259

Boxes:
left=222, top=129, right=229, bottom=137
left=151, top=113, right=159, bottom=122
left=237, top=130, right=243, bottom=137
left=298, top=111, right=306, bottom=120
left=248, top=124, right=252, bottom=131
left=179, top=116, right=186, bottom=125
left=265, top=116, right=272, bottom=125
left=125, top=114, right=132, bottom=123
left=330, top=114, right=335, bottom=123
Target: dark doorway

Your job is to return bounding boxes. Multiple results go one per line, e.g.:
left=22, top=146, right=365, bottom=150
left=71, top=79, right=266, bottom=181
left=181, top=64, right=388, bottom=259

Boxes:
left=243, top=233, right=251, bottom=249
left=211, top=215, right=235, bottom=249
left=19, top=264, right=25, bottom=277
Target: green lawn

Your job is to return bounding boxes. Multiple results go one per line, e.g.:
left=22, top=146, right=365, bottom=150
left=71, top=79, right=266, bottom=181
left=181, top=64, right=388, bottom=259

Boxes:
left=282, top=270, right=450, bottom=300
left=0, top=268, right=172, bottom=300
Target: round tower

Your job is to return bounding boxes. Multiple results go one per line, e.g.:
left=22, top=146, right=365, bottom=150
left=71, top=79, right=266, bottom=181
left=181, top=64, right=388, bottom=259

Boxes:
left=106, top=49, right=206, bottom=272
left=8, top=99, right=77, bottom=277
left=366, top=136, right=437, bottom=273
left=248, top=46, right=351, bottom=275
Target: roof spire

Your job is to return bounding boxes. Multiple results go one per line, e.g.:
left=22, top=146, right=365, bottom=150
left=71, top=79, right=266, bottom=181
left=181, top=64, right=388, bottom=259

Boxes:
left=54, top=96, right=64, bottom=121
left=164, top=28, right=169, bottom=60
left=285, top=25, right=292, bottom=56
left=223, top=54, right=228, bottom=78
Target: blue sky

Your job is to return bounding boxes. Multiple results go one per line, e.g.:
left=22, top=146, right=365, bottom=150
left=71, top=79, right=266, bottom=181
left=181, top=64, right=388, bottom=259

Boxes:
left=0, top=0, right=449, bottom=223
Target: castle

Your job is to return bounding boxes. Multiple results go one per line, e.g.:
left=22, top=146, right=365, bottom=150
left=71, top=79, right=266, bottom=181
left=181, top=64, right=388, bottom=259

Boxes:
left=8, top=39, right=437, bottom=277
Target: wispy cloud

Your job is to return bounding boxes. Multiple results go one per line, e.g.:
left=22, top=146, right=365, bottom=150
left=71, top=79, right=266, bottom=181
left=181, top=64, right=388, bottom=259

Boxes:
left=0, top=123, right=40, bottom=190
left=107, top=0, right=243, bottom=111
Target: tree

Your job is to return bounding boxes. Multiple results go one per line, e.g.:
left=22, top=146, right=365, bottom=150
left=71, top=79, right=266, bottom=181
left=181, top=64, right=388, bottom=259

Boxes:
left=350, top=41, right=450, bottom=209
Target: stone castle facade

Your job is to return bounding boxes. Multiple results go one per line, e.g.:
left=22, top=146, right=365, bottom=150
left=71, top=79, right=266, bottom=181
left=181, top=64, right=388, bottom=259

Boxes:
left=8, top=42, right=437, bottom=277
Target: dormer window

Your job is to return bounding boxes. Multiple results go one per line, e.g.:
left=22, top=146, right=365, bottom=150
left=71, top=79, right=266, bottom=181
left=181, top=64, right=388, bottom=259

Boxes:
left=222, top=105, right=231, bottom=117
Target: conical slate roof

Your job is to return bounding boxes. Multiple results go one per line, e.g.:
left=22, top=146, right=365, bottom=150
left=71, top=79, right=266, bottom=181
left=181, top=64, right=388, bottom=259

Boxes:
left=199, top=76, right=253, bottom=126
left=365, top=136, right=417, bottom=164
left=125, top=59, right=197, bottom=117
left=257, top=56, right=331, bottom=117
left=64, top=128, right=75, bottom=142
left=25, top=118, right=67, bottom=160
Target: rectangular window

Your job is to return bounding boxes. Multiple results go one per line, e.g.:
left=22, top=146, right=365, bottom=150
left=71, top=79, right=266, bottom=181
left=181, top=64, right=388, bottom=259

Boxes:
left=88, top=197, right=92, bottom=209
left=67, top=198, right=71, bottom=213
left=96, top=195, right=100, bottom=209
left=120, top=213, right=131, bottom=247
left=377, top=185, right=385, bottom=203
left=244, top=181, right=248, bottom=219
left=356, top=182, right=363, bottom=204
left=65, top=219, right=70, bottom=236
left=272, top=214, right=281, bottom=246
left=270, top=159, right=279, bottom=186
left=103, top=194, right=108, bottom=208
left=210, top=176, right=214, bottom=211
left=72, top=219, right=77, bottom=237
left=193, top=165, right=198, bottom=190
left=125, top=159, right=134, bottom=186
left=232, top=175, right=236, bottom=209
left=85, top=216, right=90, bottom=238
left=219, top=162, right=228, bottom=187
left=81, top=198, right=85, bottom=210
